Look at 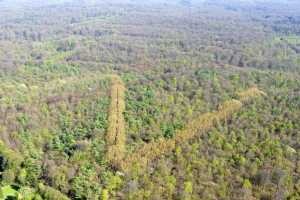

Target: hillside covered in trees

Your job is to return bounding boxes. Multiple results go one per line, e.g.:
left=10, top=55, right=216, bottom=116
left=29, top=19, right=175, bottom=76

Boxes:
left=0, top=0, right=299, bottom=199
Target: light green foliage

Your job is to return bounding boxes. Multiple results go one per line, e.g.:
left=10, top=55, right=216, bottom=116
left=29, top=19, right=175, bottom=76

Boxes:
left=101, top=189, right=109, bottom=200
left=184, top=181, right=193, bottom=194
left=71, top=164, right=101, bottom=199
left=243, top=179, right=252, bottom=190
left=103, top=172, right=123, bottom=196
left=0, top=185, right=19, bottom=199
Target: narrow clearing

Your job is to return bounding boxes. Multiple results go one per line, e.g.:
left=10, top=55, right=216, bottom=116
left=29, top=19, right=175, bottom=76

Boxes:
left=120, top=87, right=265, bottom=172
left=106, top=75, right=126, bottom=168
left=104, top=80, right=265, bottom=173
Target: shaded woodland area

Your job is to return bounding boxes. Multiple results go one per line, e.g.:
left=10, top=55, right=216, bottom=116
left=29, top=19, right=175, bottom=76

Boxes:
left=0, top=0, right=299, bottom=199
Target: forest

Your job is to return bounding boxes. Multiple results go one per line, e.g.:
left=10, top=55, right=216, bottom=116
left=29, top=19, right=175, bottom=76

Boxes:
left=0, top=0, right=299, bottom=199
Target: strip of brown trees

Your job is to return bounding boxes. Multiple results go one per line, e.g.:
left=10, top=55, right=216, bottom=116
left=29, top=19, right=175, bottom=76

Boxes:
left=120, top=87, right=265, bottom=173
left=106, top=75, right=126, bottom=168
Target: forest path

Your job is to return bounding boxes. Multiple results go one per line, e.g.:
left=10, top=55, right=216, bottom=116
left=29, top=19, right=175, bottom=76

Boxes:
left=106, top=75, right=126, bottom=168
left=120, top=87, right=266, bottom=173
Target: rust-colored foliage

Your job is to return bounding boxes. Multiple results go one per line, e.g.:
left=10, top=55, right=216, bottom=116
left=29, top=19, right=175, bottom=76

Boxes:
left=106, top=75, right=126, bottom=168
left=238, top=87, right=266, bottom=103
left=120, top=100, right=242, bottom=172
left=120, top=88, right=265, bottom=173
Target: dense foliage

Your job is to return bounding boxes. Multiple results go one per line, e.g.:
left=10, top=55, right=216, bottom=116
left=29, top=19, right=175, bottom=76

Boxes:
left=0, top=0, right=299, bottom=199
